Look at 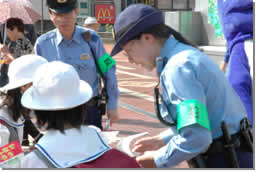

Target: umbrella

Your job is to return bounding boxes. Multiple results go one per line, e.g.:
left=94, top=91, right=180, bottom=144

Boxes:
left=0, top=0, right=41, bottom=24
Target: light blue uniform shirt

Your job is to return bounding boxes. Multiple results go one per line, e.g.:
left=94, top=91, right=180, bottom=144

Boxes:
left=34, top=26, right=119, bottom=110
left=154, top=37, right=247, bottom=168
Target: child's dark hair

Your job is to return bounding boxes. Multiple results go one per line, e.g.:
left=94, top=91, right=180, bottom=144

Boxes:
left=134, top=24, right=198, bottom=48
left=0, top=88, right=23, bottom=122
left=34, top=104, right=87, bottom=133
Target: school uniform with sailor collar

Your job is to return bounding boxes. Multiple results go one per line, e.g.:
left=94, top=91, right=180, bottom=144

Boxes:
left=0, top=106, right=25, bottom=146
left=153, top=37, right=248, bottom=168
left=21, top=125, right=111, bottom=168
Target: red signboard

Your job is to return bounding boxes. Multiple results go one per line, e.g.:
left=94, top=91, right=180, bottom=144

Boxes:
left=95, top=4, right=115, bottom=24
left=0, top=140, right=23, bottom=162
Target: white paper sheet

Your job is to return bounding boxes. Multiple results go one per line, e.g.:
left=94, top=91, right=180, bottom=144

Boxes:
left=116, top=132, right=148, bottom=157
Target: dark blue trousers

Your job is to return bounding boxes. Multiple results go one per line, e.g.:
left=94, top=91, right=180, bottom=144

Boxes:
left=206, top=151, right=253, bottom=168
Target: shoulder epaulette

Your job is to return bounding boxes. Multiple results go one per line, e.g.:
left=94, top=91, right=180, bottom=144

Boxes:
left=41, top=30, right=56, bottom=41
left=82, top=31, right=91, bottom=42
left=91, top=33, right=99, bottom=43
left=82, top=30, right=99, bottom=43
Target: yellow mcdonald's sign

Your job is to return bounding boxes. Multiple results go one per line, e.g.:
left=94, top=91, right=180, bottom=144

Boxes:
left=97, top=8, right=112, bottom=21
left=145, top=0, right=152, bottom=5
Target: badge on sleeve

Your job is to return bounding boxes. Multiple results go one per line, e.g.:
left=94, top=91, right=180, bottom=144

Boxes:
left=177, top=99, right=211, bottom=133
left=97, top=53, right=116, bottom=74
left=80, top=53, right=90, bottom=60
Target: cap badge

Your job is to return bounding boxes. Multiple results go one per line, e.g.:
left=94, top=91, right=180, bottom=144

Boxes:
left=57, top=0, right=67, bottom=3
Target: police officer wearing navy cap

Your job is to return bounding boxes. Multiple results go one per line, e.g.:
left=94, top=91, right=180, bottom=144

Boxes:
left=34, top=0, right=120, bottom=130
left=111, top=4, right=253, bottom=168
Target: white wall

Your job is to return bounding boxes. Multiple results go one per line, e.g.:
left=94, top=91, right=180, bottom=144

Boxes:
left=29, top=0, right=50, bottom=20
left=114, top=0, right=122, bottom=18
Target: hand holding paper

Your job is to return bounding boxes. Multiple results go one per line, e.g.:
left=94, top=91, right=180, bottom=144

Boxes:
left=132, top=135, right=166, bottom=153
left=116, top=132, right=148, bottom=157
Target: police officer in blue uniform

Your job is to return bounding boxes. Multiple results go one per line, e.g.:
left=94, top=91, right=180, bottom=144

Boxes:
left=111, top=4, right=253, bottom=168
left=34, top=0, right=120, bottom=129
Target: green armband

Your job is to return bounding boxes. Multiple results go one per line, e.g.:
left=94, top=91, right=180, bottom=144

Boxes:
left=177, top=99, right=211, bottom=133
left=97, top=53, right=116, bottom=74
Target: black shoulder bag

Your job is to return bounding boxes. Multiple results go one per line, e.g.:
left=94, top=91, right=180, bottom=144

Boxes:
left=82, top=31, right=108, bottom=116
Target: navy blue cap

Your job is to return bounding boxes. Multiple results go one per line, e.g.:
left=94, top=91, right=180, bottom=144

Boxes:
left=110, top=4, right=164, bottom=56
left=46, top=0, right=78, bottom=13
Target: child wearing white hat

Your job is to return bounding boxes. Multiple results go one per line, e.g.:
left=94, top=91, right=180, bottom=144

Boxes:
left=84, top=16, right=100, bottom=32
left=0, top=54, right=47, bottom=147
left=20, top=61, right=139, bottom=168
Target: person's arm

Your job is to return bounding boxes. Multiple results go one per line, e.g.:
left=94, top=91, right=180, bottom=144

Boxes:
left=154, top=125, right=211, bottom=168
left=133, top=127, right=176, bottom=153
left=93, top=33, right=120, bottom=123
left=0, top=43, right=14, bottom=64
left=0, top=123, right=10, bottom=147
left=137, top=58, right=213, bottom=168
left=220, top=49, right=229, bottom=72
left=2, top=53, right=14, bottom=64
left=0, top=43, right=9, bottom=54
left=157, top=60, right=214, bottom=167
left=160, top=127, right=177, bottom=144
left=135, top=125, right=211, bottom=168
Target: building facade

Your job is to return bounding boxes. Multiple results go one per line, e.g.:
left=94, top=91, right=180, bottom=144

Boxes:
left=30, top=0, right=226, bottom=47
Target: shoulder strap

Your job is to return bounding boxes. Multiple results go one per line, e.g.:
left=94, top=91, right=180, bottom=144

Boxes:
left=82, top=31, right=106, bottom=81
left=33, top=148, right=56, bottom=168
left=82, top=31, right=108, bottom=102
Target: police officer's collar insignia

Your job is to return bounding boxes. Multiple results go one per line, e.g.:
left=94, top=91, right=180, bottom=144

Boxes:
left=80, top=53, right=90, bottom=60
left=57, top=0, right=67, bottom=3
left=82, top=31, right=91, bottom=42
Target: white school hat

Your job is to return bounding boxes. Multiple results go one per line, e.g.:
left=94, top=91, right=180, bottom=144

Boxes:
left=21, top=61, right=93, bottom=110
left=0, top=54, right=48, bottom=92
left=84, top=16, right=98, bottom=25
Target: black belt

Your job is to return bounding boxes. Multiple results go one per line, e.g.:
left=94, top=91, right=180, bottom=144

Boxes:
left=204, top=132, right=251, bottom=155
left=188, top=132, right=250, bottom=168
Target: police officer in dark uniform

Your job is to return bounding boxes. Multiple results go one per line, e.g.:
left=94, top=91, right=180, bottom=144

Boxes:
left=34, top=0, right=120, bottom=129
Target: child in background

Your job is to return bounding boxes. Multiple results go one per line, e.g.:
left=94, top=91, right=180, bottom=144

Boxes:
left=0, top=54, right=47, bottom=147
left=84, top=16, right=100, bottom=32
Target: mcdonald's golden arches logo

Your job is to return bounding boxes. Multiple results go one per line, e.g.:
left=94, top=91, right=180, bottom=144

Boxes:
left=95, top=4, right=115, bottom=24
left=97, top=8, right=112, bottom=21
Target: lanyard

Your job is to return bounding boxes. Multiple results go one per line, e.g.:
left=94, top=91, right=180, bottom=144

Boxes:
left=154, top=57, right=176, bottom=127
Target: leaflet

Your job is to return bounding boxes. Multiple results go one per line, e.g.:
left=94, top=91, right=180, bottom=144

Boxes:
left=116, top=132, right=148, bottom=157
left=0, top=140, right=24, bottom=168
